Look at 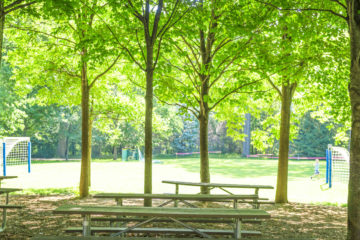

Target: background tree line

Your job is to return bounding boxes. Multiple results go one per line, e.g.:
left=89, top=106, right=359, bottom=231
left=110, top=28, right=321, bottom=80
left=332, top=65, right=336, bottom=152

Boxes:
left=0, top=59, right=343, bottom=159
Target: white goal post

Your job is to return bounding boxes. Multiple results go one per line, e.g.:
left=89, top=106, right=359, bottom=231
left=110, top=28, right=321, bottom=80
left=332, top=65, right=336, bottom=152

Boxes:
left=326, top=144, right=349, bottom=188
left=0, top=137, right=31, bottom=176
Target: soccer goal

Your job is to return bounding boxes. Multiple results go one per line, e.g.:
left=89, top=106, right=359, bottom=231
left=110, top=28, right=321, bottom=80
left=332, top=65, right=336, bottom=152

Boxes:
left=326, top=144, right=349, bottom=188
left=0, top=137, right=31, bottom=176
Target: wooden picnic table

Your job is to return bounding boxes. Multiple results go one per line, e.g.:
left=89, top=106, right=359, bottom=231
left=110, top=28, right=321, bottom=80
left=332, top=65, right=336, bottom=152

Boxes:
left=0, top=187, right=23, bottom=232
left=53, top=205, right=270, bottom=239
left=0, top=176, right=17, bottom=187
left=162, top=180, right=274, bottom=208
left=94, top=193, right=258, bottom=208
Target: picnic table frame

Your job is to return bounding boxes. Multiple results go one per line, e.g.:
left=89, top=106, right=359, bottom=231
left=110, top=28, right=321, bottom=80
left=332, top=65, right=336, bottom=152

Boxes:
left=53, top=205, right=270, bottom=239
left=162, top=180, right=274, bottom=208
left=94, top=193, right=258, bottom=209
left=0, top=188, right=23, bottom=232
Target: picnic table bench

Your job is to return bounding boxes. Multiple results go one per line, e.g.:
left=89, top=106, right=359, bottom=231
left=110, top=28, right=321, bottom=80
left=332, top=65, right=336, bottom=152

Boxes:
left=0, top=187, right=23, bottom=232
left=53, top=205, right=270, bottom=239
left=94, top=193, right=258, bottom=208
left=93, top=193, right=262, bottom=225
left=162, top=180, right=274, bottom=208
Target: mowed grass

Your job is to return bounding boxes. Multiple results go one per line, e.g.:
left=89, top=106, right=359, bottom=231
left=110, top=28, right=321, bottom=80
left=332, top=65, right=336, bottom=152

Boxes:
left=162, top=157, right=326, bottom=180
left=8, top=156, right=346, bottom=204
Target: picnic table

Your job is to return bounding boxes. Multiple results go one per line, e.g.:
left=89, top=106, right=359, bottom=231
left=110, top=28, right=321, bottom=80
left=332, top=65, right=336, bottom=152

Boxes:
left=0, top=187, right=23, bottom=232
left=162, top=180, right=274, bottom=208
left=0, top=176, right=17, bottom=187
left=53, top=205, right=270, bottom=239
left=94, top=193, right=258, bottom=208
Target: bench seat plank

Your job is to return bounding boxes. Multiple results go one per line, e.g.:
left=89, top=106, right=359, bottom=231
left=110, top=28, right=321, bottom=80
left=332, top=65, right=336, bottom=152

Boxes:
left=0, top=204, right=23, bottom=209
left=65, top=227, right=261, bottom=236
left=91, top=217, right=262, bottom=224
left=32, top=237, right=233, bottom=240
left=94, top=193, right=258, bottom=200
left=0, top=188, right=22, bottom=194
left=53, top=205, right=270, bottom=219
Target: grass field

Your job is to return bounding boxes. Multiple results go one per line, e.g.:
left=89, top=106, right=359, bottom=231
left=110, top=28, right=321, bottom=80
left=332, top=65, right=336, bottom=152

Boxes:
left=2, top=157, right=348, bottom=205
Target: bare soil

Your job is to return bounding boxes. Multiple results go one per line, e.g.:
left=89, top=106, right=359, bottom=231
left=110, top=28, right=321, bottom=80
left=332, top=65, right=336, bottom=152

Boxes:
left=0, top=194, right=346, bottom=239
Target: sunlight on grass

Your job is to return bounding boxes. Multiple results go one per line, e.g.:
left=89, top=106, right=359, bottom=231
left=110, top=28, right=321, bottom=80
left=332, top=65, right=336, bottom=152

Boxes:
left=163, top=157, right=326, bottom=181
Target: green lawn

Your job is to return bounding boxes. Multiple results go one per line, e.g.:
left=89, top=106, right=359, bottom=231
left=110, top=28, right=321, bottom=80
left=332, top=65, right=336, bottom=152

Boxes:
left=22, top=157, right=346, bottom=204
left=162, top=157, right=326, bottom=180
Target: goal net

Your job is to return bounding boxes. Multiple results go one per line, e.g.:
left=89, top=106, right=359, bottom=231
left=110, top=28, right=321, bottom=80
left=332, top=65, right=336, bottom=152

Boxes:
left=326, top=145, right=349, bottom=188
left=0, top=137, right=31, bottom=176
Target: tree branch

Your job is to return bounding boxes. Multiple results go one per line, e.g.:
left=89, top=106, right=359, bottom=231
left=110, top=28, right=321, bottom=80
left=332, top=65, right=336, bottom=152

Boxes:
left=89, top=54, right=121, bottom=89
left=8, top=25, right=76, bottom=45
left=127, top=0, right=145, bottom=23
left=81, top=3, right=146, bottom=71
left=266, top=75, right=282, bottom=97
left=154, top=93, right=200, bottom=117
left=209, top=79, right=262, bottom=111
left=255, top=0, right=348, bottom=21
left=136, top=29, right=147, bottom=64
left=157, top=0, right=180, bottom=37
left=329, top=0, right=346, bottom=10
left=4, top=1, right=36, bottom=15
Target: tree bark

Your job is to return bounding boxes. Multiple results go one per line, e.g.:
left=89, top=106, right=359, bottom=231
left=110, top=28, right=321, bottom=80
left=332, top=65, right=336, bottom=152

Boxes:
left=113, top=145, right=117, bottom=160
left=199, top=112, right=210, bottom=194
left=0, top=1, right=5, bottom=66
left=79, top=57, right=91, bottom=198
left=65, top=135, right=69, bottom=161
left=275, top=82, right=296, bottom=203
left=347, top=2, right=360, bottom=238
left=144, top=44, right=154, bottom=206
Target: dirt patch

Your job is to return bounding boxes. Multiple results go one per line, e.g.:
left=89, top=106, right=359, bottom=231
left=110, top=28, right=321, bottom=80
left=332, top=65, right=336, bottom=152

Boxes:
left=0, top=194, right=346, bottom=239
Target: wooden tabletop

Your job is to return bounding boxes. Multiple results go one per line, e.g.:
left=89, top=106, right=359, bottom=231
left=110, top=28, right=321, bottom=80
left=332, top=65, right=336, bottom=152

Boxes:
left=54, top=205, right=271, bottom=219
left=0, top=176, right=17, bottom=180
left=94, top=193, right=258, bottom=200
left=162, top=180, right=274, bottom=189
left=0, top=188, right=22, bottom=194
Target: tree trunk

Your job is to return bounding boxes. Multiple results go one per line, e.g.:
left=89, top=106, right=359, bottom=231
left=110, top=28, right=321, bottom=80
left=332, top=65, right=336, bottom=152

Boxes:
left=275, top=83, right=296, bottom=203
left=79, top=58, right=90, bottom=198
left=144, top=50, right=154, bottom=207
left=0, top=1, right=4, bottom=67
left=199, top=112, right=210, bottom=194
left=88, top=116, right=93, bottom=187
left=113, top=145, right=118, bottom=160
left=347, top=2, right=360, bottom=238
left=65, top=136, right=69, bottom=161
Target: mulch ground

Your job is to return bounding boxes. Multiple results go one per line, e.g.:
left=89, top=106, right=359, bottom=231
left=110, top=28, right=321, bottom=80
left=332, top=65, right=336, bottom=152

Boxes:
left=0, top=194, right=347, bottom=239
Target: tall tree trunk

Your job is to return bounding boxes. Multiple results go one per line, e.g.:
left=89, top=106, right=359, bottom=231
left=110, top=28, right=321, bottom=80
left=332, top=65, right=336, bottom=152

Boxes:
left=275, top=83, right=296, bottom=203
left=0, top=1, right=4, bottom=67
left=113, top=145, right=118, bottom=160
left=79, top=58, right=90, bottom=198
left=144, top=48, right=154, bottom=207
left=199, top=112, right=210, bottom=194
left=88, top=116, right=93, bottom=187
left=347, top=2, right=360, bottom=238
left=65, top=136, right=69, bottom=161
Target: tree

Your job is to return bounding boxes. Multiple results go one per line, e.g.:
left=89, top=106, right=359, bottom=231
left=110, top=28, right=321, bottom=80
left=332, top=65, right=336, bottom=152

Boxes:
left=159, top=0, right=267, bottom=193
left=291, top=112, right=336, bottom=157
left=0, top=0, right=36, bottom=66
left=8, top=0, right=121, bottom=197
left=254, top=0, right=356, bottom=237
left=108, top=0, right=190, bottom=206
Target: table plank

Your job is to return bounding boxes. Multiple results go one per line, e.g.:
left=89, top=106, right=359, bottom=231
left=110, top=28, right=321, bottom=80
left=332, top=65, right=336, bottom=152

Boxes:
left=162, top=180, right=274, bottom=189
left=94, top=193, right=258, bottom=200
left=0, top=176, right=17, bottom=180
left=53, top=205, right=270, bottom=219
left=0, top=188, right=22, bottom=194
